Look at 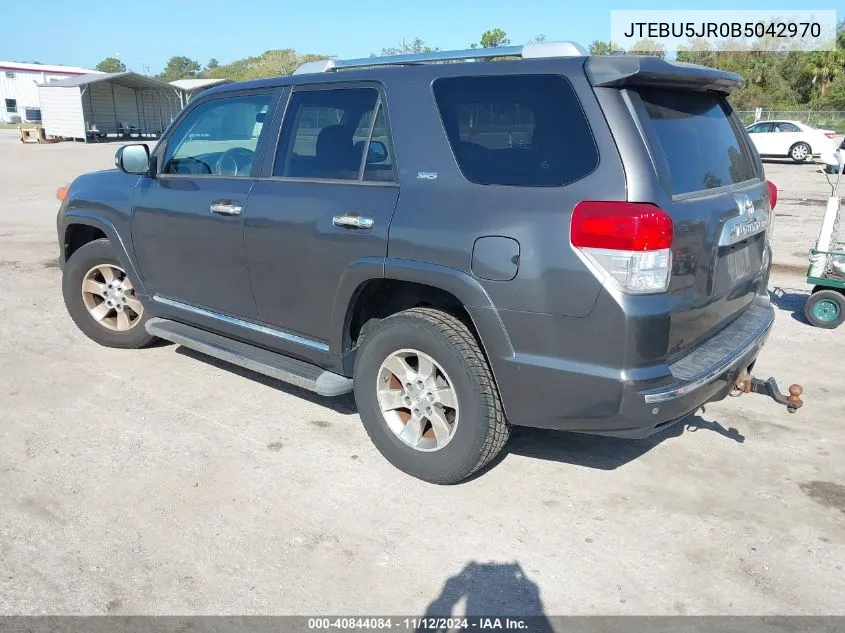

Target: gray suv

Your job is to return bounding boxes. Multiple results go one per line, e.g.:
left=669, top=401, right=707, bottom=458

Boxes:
left=57, top=42, right=789, bottom=484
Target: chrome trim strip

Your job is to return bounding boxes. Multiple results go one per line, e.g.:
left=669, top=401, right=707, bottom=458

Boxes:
left=152, top=295, right=330, bottom=352
left=642, top=313, right=774, bottom=404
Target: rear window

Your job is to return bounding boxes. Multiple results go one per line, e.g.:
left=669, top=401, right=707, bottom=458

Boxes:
left=639, top=88, right=756, bottom=195
left=433, top=75, right=598, bottom=187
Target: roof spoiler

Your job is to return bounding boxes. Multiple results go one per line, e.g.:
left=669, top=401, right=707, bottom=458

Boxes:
left=585, top=56, right=745, bottom=94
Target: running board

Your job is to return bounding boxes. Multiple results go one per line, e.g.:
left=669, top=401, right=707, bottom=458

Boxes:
left=145, top=318, right=353, bottom=397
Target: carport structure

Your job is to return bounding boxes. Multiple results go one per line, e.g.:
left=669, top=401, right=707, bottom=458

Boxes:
left=38, top=72, right=184, bottom=142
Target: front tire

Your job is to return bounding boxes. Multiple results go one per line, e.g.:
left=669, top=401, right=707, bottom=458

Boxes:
left=354, top=308, right=509, bottom=484
left=790, top=142, right=811, bottom=162
left=804, top=289, right=845, bottom=329
left=62, top=238, right=156, bottom=348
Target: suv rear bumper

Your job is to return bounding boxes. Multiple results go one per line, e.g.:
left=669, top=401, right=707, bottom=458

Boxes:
left=472, top=301, right=775, bottom=438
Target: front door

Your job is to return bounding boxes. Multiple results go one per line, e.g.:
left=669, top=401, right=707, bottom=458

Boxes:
left=244, top=85, right=399, bottom=348
left=747, top=122, right=774, bottom=155
left=131, top=91, right=276, bottom=318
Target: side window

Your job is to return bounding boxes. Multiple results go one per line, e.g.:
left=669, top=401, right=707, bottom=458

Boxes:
left=274, top=87, right=395, bottom=182
left=5, top=99, right=17, bottom=114
left=360, top=104, right=396, bottom=182
left=778, top=122, right=800, bottom=132
left=161, top=93, right=273, bottom=177
left=748, top=123, right=771, bottom=133
left=433, top=75, right=598, bottom=186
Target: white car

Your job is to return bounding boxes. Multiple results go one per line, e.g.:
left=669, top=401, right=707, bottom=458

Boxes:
left=745, top=120, right=837, bottom=162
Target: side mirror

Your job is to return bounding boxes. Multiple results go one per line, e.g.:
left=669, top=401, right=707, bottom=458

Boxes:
left=115, top=144, right=151, bottom=175
left=366, top=140, right=388, bottom=164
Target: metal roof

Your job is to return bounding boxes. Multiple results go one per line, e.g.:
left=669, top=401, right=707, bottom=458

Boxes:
left=170, top=78, right=232, bottom=90
left=38, top=71, right=176, bottom=90
left=0, top=60, right=99, bottom=75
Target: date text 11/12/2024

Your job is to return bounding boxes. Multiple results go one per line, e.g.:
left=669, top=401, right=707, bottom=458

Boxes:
left=307, top=617, right=534, bottom=630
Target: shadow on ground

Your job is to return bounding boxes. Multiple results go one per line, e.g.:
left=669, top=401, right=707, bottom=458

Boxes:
left=418, top=562, right=553, bottom=630
left=770, top=286, right=810, bottom=324
left=173, top=346, right=357, bottom=415
left=501, top=411, right=743, bottom=472
left=170, top=346, right=746, bottom=472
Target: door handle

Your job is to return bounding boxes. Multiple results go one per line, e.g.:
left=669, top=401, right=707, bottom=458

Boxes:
left=210, top=200, right=243, bottom=216
left=332, top=213, right=374, bottom=230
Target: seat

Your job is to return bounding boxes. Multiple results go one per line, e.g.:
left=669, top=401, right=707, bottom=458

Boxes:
left=315, top=125, right=361, bottom=179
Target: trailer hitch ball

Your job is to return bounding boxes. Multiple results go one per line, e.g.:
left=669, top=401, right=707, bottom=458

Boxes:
left=733, top=372, right=804, bottom=413
left=787, top=384, right=804, bottom=413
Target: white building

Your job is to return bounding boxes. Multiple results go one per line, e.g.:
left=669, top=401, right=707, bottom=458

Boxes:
left=0, top=61, right=100, bottom=124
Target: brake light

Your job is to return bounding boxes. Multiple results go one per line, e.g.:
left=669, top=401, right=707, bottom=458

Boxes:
left=56, top=184, right=69, bottom=202
left=571, top=201, right=673, bottom=295
left=766, top=180, right=777, bottom=210
left=824, top=131, right=835, bottom=138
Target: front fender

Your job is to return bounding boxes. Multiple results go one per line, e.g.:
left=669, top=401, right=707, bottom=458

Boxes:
left=60, top=210, right=148, bottom=298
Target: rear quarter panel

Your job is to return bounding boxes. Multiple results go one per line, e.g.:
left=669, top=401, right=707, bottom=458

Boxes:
left=382, top=59, right=627, bottom=318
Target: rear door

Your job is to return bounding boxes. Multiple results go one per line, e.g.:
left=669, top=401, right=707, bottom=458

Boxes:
left=772, top=121, right=801, bottom=155
left=630, top=87, right=772, bottom=356
left=243, top=83, right=399, bottom=352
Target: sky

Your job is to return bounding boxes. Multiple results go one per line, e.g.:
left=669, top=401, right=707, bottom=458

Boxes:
left=0, top=0, right=838, bottom=74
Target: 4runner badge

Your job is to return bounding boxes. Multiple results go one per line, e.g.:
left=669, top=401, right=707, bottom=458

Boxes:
left=719, top=193, right=768, bottom=246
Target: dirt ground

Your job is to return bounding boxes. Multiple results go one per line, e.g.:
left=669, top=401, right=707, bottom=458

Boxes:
left=0, top=129, right=843, bottom=616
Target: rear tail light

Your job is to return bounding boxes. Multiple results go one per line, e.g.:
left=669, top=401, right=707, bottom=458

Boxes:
left=766, top=180, right=777, bottom=209
left=824, top=131, right=836, bottom=138
left=56, top=184, right=69, bottom=202
left=571, top=201, right=673, bottom=294
left=766, top=180, right=777, bottom=247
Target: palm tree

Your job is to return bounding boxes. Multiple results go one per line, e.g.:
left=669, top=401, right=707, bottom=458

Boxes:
left=805, top=50, right=844, bottom=96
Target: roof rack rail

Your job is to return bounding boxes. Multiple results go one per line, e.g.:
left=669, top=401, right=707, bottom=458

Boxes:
left=293, top=41, right=588, bottom=75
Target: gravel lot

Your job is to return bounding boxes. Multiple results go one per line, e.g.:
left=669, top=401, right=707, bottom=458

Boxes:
left=1, top=129, right=843, bottom=616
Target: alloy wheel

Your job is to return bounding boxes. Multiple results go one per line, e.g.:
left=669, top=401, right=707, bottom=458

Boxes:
left=81, top=264, right=143, bottom=331
left=376, top=348, right=459, bottom=452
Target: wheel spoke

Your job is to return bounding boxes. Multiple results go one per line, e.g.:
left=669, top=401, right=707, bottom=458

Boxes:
left=89, top=302, right=111, bottom=322
left=427, top=408, right=452, bottom=447
left=377, top=388, right=406, bottom=412
left=122, top=276, right=134, bottom=291
left=115, top=310, right=131, bottom=331
left=382, top=354, right=415, bottom=385
left=98, top=266, right=116, bottom=284
left=82, top=279, right=106, bottom=297
left=124, top=296, right=144, bottom=315
left=400, top=417, right=424, bottom=446
left=431, top=386, right=457, bottom=409
left=416, top=354, right=436, bottom=381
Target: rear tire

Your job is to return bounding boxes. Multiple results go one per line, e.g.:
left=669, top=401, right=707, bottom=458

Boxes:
left=804, top=289, right=845, bottom=329
left=790, top=142, right=811, bottom=162
left=353, top=307, right=509, bottom=484
left=62, top=239, right=156, bottom=348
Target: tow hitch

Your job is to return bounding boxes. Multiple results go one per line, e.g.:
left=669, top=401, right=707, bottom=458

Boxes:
left=731, top=370, right=804, bottom=413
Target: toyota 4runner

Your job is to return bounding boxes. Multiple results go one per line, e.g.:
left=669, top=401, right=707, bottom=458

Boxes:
left=57, top=42, right=801, bottom=484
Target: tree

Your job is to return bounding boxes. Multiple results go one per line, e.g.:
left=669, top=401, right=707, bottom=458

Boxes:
left=588, top=41, right=621, bottom=55
left=159, top=56, right=201, bottom=82
left=96, top=57, right=126, bottom=73
left=206, top=58, right=219, bottom=71
left=629, top=39, right=666, bottom=59
left=531, top=34, right=547, bottom=43
left=201, top=49, right=326, bottom=81
left=804, top=49, right=844, bottom=96
left=478, top=28, right=510, bottom=48
left=378, top=38, right=437, bottom=56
